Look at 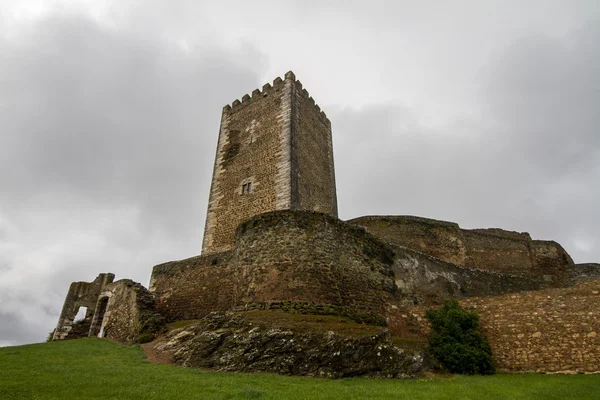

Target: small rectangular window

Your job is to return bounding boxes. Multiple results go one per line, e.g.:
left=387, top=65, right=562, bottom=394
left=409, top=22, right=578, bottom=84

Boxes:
left=242, top=181, right=253, bottom=195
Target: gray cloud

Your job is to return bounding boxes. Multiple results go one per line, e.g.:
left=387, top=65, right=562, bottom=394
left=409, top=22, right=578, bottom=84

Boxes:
left=334, top=21, right=600, bottom=264
left=0, top=13, right=262, bottom=345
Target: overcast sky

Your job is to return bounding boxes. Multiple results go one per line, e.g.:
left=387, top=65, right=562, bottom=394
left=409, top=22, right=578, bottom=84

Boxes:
left=1, top=0, right=599, bottom=346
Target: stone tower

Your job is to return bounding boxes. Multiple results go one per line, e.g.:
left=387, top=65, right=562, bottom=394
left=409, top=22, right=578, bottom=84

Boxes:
left=202, top=71, right=338, bottom=254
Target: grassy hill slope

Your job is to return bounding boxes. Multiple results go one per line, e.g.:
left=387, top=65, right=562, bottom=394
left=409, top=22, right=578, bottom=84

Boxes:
left=0, top=338, right=598, bottom=400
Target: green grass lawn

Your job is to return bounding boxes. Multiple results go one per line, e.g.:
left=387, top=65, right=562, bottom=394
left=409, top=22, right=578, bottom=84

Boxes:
left=1, top=338, right=598, bottom=400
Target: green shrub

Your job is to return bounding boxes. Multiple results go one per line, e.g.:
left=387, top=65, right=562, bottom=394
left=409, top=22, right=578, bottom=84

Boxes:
left=137, top=332, right=154, bottom=344
left=425, top=300, right=495, bottom=375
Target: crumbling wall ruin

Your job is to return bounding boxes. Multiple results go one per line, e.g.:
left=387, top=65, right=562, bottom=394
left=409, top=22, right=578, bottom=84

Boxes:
left=52, top=273, right=114, bottom=341
left=53, top=275, right=163, bottom=344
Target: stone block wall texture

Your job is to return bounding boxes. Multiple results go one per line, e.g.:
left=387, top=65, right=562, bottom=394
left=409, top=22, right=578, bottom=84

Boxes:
left=151, top=211, right=397, bottom=323
left=462, top=229, right=533, bottom=275
left=202, top=72, right=337, bottom=255
left=100, top=280, right=164, bottom=345
left=53, top=275, right=163, bottom=345
left=349, top=216, right=573, bottom=284
left=348, top=216, right=468, bottom=266
left=566, top=263, right=600, bottom=286
left=150, top=253, right=235, bottom=322
left=389, top=280, right=600, bottom=373
left=392, top=245, right=543, bottom=306
left=292, top=79, right=337, bottom=215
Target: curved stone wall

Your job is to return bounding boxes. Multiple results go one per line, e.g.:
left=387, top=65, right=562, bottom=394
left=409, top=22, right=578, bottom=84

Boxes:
left=150, top=252, right=235, bottom=322
left=231, top=211, right=396, bottom=320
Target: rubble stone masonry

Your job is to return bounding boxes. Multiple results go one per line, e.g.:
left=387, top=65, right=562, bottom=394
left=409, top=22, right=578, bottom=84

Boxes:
left=152, top=211, right=396, bottom=323
left=393, top=280, right=600, bottom=373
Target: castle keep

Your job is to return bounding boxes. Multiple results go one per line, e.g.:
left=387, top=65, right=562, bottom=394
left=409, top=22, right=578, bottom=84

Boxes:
left=202, top=71, right=337, bottom=254
left=53, top=72, right=600, bottom=376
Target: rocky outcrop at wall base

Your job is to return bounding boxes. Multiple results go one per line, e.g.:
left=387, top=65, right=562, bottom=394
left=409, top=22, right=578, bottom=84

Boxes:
left=151, top=311, right=432, bottom=379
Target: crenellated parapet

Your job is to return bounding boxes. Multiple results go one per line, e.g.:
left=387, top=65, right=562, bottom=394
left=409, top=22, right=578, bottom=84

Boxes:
left=222, top=71, right=331, bottom=127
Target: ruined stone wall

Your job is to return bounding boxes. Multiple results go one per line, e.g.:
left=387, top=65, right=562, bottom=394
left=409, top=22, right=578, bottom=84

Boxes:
left=292, top=79, right=338, bottom=216
left=52, top=273, right=114, bottom=340
left=349, top=216, right=572, bottom=283
left=53, top=275, right=163, bottom=344
left=532, top=240, right=574, bottom=284
left=390, top=280, right=600, bottom=374
left=152, top=211, right=397, bottom=323
left=100, top=280, right=164, bottom=345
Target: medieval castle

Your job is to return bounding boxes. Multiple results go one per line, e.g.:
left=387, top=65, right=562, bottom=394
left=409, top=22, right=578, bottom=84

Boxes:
left=53, top=72, right=600, bottom=374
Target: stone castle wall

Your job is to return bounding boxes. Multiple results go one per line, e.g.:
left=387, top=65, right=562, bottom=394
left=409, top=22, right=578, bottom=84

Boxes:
left=152, top=211, right=397, bottom=323
left=391, top=279, right=600, bottom=374
left=202, top=77, right=288, bottom=254
left=349, top=216, right=573, bottom=284
left=202, top=72, right=337, bottom=255
left=150, top=253, right=236, bottom=322
left=292, top=80, right=338, bottom=216
left=566, top=263, right=600, bottom=286
left=392, top=245, right=543, bottom=306
left=348, top=216, right=468, bottom=266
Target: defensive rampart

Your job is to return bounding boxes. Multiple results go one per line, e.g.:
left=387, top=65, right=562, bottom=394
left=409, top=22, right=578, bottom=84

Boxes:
left=392, top=245, right=543, bottom=306
left=152, top=211, right=397, bottom=323
left=391, top=279, right=600, bottom=374
left=348, top=216, right=573, bottom=284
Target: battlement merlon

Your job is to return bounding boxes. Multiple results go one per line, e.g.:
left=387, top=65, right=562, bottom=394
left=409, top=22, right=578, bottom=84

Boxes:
left=222, top=71, right=331, bottom=127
